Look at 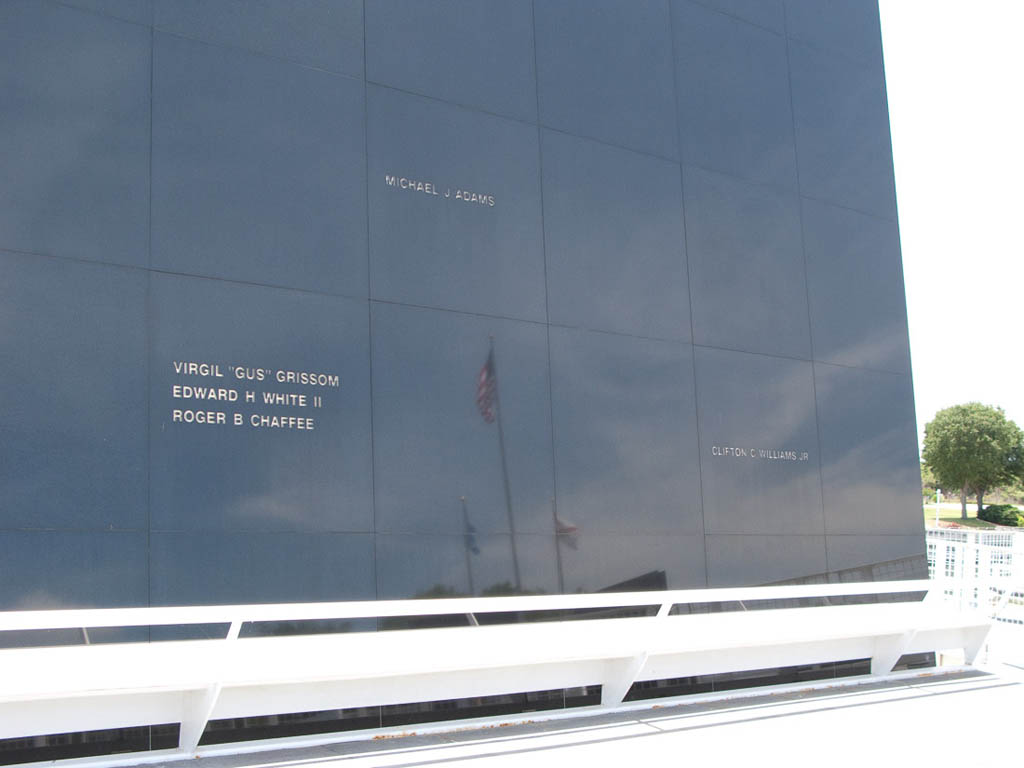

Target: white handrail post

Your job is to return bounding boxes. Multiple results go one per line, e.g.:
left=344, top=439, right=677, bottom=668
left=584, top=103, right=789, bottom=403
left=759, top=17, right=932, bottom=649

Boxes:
left=601, top=653, right=648, bottom=707
left=180, top=618, right=242, bottom=754
left=600, top=602, right=671, bottom=707
left=963, top=625, right=990, bottom=665
left=179, top=684, right=222, bottom=755
left=870, top=630, right=915, bottom=675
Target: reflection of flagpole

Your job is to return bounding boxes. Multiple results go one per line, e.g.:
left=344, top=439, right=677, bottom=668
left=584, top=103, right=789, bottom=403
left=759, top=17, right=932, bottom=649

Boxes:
left=460, top=496, right=476, bottom=595
left=552, top=496, right=565, bottom=593
left=488, top=337, right=522, bottom=591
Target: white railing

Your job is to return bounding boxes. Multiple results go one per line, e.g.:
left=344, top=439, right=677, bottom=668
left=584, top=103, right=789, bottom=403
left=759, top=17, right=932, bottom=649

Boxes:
left=929, top=578, right=1024, bottom=624
left=0, top=580, right=991, bottom=766
left=926, top=526, right=1024, bottom=622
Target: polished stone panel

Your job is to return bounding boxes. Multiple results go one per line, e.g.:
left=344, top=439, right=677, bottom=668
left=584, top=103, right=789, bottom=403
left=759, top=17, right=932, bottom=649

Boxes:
left=689, top=0, right=783, bottom=32
left=0, top=531, right=148, bottom=610
left=61, top=0, right=153, bottom=25
left=695, top=347, right=824, bottom=535
left=154, top=0, right=363, bottom=77
left=0, top=252, right=147, bottom=530
left=557, top=534, right=707, bottom=593
left=367, top=86, right=545, bottom=320
left=149, top=274, right=373, bottom=533
left=826, top=534, right=926, bottom=575
left=535, top=0, right=679, bottom=158
left=705, top=535, right=826, bottom=586
left=151, top=532, right=375, bottom=605
left=789, top=41, right=897, bottom=219
left=684, top=167, right=811, bottom=359
left=0, top=2, right=923, bottom=614
left=366, top=0, right=536, bottom=122
left=784, top=0, right=883, bottom=64
left=0, top=1, right=149, bottom=266
left=375, top=534, right=559, bottom=599
left=152, top=32, right=367, bottom=294
left=541, top=130, right=689, bottom=339
left=803, top=197, right=910, bottom=373
left=549, top=327, right=702, bottom=535
left=371, top=303, right=553, bottom=535
left=673, top=1, right=797, bottom=189
left=814, top=364, right=923, bottom=536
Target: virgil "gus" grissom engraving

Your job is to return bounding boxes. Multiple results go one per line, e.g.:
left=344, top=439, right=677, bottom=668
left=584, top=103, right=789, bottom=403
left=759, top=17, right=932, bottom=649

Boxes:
left=385, top=173, right=495, bottom=207
left=167, top=360, right=339, bottom=432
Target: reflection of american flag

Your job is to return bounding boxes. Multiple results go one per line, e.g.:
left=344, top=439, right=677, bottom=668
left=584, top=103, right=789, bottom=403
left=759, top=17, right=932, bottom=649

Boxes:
left=476, top=350, right=496, bottom=423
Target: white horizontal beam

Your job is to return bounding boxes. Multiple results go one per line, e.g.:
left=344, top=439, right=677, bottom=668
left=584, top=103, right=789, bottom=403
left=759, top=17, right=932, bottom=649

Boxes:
left=0, top=580, right=932, bottom=632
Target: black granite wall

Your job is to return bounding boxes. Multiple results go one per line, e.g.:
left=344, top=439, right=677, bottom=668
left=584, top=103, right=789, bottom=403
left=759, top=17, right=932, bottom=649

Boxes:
left=0, top=0, right=924, bottom=610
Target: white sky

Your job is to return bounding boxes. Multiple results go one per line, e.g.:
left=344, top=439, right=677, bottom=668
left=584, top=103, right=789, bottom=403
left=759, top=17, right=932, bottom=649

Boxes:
left=878, top=0, right=1024, bottom=450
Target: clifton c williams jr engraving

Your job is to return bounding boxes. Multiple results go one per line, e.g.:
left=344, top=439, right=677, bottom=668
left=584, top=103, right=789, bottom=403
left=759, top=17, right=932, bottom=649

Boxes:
left=711, top=445, right=810, bottom=461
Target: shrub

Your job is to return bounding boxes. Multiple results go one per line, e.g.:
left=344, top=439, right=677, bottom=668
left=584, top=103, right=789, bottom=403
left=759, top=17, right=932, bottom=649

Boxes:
left=979, top=504, right=1023, bottom=527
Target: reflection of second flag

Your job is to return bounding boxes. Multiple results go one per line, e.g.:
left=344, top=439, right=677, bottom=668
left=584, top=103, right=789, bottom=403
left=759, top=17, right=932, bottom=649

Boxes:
left=555, top=514, right=579, bottom=550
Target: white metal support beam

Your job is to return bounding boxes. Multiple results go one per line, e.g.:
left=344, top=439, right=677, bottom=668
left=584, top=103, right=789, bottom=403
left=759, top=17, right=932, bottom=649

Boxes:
left=870, top=631, right=915, bottom=675
left=601, top=653, right=649, bottom=707
left=963, top=625, right=991, bottom=664
left=599, top=598, right=673, bottom=706
left=178, top=619, right=242, bottom=753
left=179, top=684, right=222, bottom=754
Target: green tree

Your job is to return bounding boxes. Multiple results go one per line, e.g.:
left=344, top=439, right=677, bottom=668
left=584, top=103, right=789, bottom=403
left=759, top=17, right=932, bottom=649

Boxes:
left=920, top=461, right=940, bottom=503
left=922, top=403, right=1024, bottom=519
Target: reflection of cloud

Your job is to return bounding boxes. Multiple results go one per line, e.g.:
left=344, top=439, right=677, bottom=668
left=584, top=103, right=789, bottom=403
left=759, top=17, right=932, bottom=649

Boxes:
left=817, top=329, right=909, bottom=374
left=694, top=347, right=824, bottom=492
left=8, top=14, right=148, bottom=264
left=688, top=347, right=827, bottom=533
left=819, top=421, right=919, bottom=511
left=376, top=533, right=558, bottom=599
left=556, top=417, right=689, bottom=530
left=376, top=535, right=471, bottom=599
left=542, top=129, right=687, bottom=339
left=225, top=485, right=307, bottom=526
left=12, top=590, right=71, bottom=610
left=1, top=257, right=148, bottom=529
left=560, top=533, right=704, bottom=593
left=549, top=330, right=698, bottom=533
left=750, top=362, right=818, bottom=449
left=812, top=364, right=921, bottom=531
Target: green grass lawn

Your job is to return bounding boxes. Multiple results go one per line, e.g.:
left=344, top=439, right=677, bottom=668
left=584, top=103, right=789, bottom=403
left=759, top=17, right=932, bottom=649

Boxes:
left=923, top=503, right=998, bottom=529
